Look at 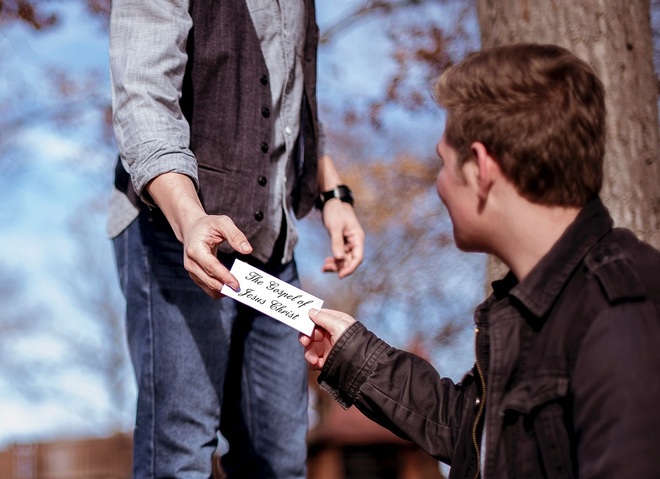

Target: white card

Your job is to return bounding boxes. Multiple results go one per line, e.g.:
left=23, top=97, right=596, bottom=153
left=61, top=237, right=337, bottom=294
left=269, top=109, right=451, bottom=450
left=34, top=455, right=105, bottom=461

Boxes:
left=220, top=259, right=322, bottom=336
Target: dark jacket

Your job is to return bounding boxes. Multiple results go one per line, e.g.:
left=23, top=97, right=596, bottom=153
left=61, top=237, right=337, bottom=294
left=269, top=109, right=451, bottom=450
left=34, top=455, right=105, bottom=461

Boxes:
left=318, top=199, right=660, bottom=478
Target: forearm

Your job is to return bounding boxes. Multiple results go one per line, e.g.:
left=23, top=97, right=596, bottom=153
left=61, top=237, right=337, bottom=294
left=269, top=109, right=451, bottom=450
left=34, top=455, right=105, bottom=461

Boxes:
left=146, top=173, right=206, bottom=243
left=317, top=154, right=343, bottom=191
left=319, top=322, right=469, bottom=461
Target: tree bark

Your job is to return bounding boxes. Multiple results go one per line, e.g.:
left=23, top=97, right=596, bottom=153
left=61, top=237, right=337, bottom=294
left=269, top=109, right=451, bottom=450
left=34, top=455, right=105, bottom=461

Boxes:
left=476, top=0, right=660, bottom=283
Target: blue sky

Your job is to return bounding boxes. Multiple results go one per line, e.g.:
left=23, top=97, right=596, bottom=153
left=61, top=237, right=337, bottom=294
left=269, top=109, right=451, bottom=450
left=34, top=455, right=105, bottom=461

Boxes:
left=0, top=2, right=126, bottom=446
left=0, top=0, right=483, bottom=447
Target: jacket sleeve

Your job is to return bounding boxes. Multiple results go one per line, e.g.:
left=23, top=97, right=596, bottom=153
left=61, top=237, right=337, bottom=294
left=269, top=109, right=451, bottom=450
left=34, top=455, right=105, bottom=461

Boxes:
left=318, top=322, right=476, bottom=463
left=571, top=300, right=660, bottom=478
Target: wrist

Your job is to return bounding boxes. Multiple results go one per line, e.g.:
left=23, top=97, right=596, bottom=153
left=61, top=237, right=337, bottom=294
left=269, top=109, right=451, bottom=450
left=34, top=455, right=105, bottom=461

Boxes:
left=315, top=184, right=354, bottom=210
left=146, top=173, right=206, bottom=242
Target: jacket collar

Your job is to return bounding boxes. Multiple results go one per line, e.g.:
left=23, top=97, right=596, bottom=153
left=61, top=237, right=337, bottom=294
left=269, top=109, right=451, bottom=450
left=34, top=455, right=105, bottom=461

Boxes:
left=491, top=198, right=613, bottom=319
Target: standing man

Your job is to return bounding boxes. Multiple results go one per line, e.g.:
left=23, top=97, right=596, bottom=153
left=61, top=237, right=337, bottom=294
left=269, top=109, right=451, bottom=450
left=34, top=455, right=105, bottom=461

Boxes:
left=301, top=43, right=660, bottom=478
left=108, top=0, right=364, bottom=477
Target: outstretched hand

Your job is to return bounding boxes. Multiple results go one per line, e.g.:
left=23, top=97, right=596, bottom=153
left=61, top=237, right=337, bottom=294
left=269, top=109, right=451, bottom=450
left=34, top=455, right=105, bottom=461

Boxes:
left=299, top=308, right=356, bottom=370
left=145, top=172, right=253, bottom=300
left=182, top=214, right=253, bottom=299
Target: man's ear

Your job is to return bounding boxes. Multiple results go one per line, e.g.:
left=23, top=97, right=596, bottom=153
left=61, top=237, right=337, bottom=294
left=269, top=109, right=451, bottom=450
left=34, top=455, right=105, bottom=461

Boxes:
left=471, top=142, right=497, bottom=201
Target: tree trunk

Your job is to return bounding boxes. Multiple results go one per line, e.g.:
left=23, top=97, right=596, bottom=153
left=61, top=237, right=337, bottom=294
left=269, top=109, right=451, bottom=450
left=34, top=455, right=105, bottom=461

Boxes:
left=476, top=0, right=660, bottom=283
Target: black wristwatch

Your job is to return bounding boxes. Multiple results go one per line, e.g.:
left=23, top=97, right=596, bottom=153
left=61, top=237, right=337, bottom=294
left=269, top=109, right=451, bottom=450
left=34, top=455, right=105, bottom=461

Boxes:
left=315, top=184, right=354, bottom=210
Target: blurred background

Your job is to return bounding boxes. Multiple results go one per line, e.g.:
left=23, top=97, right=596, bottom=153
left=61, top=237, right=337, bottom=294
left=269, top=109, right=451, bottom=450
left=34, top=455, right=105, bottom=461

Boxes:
left=0, top=0, right=658, bottom=478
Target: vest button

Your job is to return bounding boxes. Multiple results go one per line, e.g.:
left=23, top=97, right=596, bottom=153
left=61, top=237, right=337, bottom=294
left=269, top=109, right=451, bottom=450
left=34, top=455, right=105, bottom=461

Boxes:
left=258, top=176, right=267, bottom=187
left=260, top=74, right=269, bottom=85
left=261, top=142, right=269, bottom=153
left=261, top=107, right=270, bottom=118
left=254, top=211, right=264, bottom=222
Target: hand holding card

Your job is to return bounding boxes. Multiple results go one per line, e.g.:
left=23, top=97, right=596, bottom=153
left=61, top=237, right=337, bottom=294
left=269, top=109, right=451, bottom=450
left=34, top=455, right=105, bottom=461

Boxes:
left=220, top=259, right=322, bottom=336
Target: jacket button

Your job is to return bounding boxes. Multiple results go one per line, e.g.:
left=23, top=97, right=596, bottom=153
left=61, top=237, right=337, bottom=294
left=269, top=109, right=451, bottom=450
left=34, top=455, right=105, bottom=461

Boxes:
left=254, top=211, right=264, bottom=222
left=260, top=74, right=269, bottom=86
left=258, top=176, right=267, bottom=187
left=261, top=142, right=269, bottom=153
left=261, top=107, right=270, bottom=118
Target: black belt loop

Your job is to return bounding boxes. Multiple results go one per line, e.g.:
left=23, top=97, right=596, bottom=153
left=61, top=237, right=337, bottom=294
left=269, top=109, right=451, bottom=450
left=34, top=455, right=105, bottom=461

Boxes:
left=113, top=155, right=141, bottom=207
left=113, top=155, right=130, bottom=193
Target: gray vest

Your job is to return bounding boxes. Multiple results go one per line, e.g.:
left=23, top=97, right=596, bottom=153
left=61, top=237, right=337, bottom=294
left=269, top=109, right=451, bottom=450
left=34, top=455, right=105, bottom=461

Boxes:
left=182, top=0, right=320, bottom=239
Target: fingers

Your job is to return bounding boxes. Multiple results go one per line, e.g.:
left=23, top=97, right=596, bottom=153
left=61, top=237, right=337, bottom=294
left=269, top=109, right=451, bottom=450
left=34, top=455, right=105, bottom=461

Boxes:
left=182, top=215, right=252, bottom=298
left=189, top=273, right=225, bottom=300
left=329, top=225, right=347, bottom=263
left=322, top=201, right=365, bottom=279
left=321, top=236, right=364, bottom=278
left=305, top=351, right=324, bottom=370
left=185, top=236, right=243, bottom=298
left=308, top=308, right=356, bottom=342
left=321, top=257, right=339, bottom=273
left=336, top=228, right=364, bottom=278
left=184, top=238, right=239, bottom=293
left=298, top=328, right=329, bottom=370
left=219, top=219, right=253, bottom=255
left=298, top=332, right=312, bottom=347
left=303, top=338, right=324, bottom=370
left=299, top=309, right=356, bottom=370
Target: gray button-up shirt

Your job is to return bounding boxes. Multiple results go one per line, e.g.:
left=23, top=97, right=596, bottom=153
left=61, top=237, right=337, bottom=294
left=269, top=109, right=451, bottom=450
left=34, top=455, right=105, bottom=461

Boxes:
left=108, top=0, right=317, bottom=263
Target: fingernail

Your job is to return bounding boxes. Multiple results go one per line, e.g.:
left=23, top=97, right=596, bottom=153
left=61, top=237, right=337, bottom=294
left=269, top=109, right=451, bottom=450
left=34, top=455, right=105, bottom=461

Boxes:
left=240, top=242, right=251, bottom=253
left=309, top=308, right=319, bottom=317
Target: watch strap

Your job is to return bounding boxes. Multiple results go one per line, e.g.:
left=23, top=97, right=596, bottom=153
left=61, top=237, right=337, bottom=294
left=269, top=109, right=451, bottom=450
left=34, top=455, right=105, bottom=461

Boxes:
left=315, top=184, right=354, bottom=210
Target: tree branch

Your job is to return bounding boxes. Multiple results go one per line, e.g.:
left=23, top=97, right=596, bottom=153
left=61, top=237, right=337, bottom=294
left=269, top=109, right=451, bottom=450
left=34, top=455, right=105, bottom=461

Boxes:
left=320, top=0, right=431, bottom=43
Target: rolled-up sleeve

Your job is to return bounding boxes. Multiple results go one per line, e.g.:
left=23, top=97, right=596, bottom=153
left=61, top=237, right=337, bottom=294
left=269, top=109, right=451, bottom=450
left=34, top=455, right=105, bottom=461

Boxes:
left=109, top=0, right=197, bottom=198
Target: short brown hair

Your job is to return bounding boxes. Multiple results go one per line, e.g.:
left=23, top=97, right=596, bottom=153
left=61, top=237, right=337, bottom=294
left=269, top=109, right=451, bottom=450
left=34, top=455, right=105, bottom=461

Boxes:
left=434, top=43, right=605, bottom=207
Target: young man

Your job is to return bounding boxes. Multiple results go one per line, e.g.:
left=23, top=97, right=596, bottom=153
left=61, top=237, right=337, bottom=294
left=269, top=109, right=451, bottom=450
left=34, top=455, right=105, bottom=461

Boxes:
left=300, top=43, right=660, bottom=478
left=109, top=0, right=364, bottom=477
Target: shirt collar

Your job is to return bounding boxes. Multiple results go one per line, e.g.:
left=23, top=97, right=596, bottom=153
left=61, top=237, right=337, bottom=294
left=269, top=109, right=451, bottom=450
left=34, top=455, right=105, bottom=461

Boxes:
left=491, top=198, right=614, bottom=319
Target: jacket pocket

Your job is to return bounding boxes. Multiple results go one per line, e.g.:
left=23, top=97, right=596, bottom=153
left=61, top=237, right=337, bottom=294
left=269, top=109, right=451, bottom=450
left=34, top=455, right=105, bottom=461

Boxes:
left=501, top=372, right=569, bottom=414
left=501, top=373, right=575, bottom=479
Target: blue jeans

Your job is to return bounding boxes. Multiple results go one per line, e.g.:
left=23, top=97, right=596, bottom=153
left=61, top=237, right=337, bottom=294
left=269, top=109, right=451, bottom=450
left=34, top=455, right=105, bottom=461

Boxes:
left=114, top=211, right=308, bottom=479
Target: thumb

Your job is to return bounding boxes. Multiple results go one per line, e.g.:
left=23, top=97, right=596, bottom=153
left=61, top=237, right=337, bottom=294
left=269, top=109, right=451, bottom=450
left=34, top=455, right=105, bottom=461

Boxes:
left=215, top=217, right=252, bottom=254
left=308, top=308, right=328, bottom=327
left=309, top=308, right=355, bottom=340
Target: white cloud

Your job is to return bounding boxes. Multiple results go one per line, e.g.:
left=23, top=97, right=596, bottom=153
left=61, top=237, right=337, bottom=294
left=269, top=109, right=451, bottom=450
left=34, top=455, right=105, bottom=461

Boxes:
left=20, top=128, right=84, bottom=164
